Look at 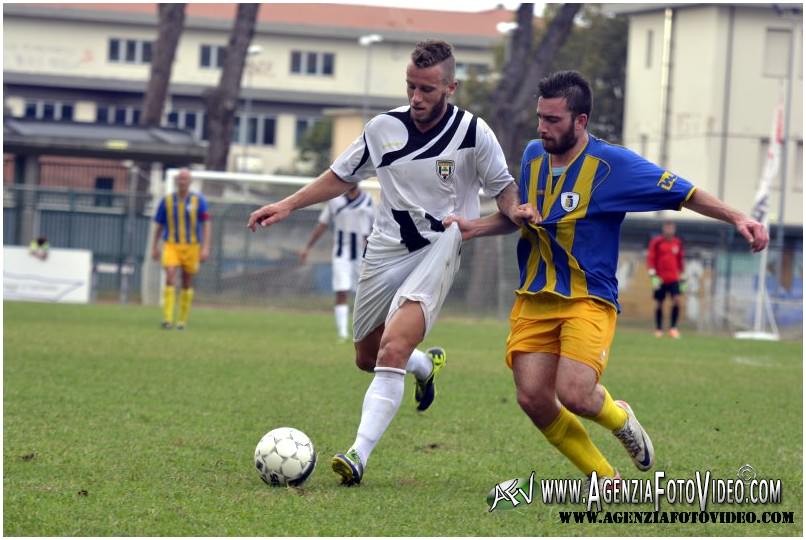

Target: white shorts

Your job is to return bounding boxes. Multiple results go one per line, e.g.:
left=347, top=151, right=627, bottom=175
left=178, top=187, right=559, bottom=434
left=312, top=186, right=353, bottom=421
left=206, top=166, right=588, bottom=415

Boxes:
left=332, top=257, right=361, bottom=292
left=352, top=223, right=462, bottom=341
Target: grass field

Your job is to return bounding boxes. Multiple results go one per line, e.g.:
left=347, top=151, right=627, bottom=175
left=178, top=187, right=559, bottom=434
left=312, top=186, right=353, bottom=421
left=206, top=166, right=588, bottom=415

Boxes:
left=3, top=301, right=802, bottom=536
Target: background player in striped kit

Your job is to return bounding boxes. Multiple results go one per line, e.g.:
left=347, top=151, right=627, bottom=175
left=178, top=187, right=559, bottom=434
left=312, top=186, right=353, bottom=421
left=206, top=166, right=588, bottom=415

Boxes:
left=151, top=168, right=211, bottom=330
left=299, top=185, right=374, bottom=342
left=248, top=40, right=535, bottom=486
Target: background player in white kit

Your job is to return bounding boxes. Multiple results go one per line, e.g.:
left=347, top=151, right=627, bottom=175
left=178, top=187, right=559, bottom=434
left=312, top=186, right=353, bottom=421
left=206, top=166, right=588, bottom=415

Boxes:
left=248, top=40, right=536, bottom=486
left=299, top=185, right=374, bottom=342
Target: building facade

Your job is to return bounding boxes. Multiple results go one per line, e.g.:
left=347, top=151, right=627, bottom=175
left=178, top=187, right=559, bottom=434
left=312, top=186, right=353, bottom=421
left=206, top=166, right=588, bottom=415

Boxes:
left=609, top=3, right=803, bottom=226
left=3, top=3, right=510, bottom=176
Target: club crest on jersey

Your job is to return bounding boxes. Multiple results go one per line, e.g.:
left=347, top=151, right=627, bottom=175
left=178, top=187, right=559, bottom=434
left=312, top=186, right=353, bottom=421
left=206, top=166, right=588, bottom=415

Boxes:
left=560, top=192, right=580, bottom=212
left=436, top=160, right=455, bottom=183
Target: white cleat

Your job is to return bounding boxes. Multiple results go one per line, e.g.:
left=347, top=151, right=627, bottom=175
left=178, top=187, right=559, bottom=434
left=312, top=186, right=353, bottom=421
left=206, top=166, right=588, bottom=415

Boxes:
left=613, top=400, right=655, bottom=471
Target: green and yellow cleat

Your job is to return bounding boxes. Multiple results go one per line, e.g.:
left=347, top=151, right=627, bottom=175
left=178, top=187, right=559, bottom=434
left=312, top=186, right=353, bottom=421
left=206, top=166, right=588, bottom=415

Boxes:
left=414, top=347, right=446, bottom=412
left=331, top=449, right=364, bottom=486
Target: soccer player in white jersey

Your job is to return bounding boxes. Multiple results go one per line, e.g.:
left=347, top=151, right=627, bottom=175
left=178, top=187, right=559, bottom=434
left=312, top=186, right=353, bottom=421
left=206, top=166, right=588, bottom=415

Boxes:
left=299, top=185, right=374, bottom=342
left=248, top=40, right=536, bottom=486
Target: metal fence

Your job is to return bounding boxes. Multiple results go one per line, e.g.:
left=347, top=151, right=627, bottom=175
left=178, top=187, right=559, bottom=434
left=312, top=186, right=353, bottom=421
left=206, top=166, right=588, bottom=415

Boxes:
left=3, top=183, right=802, bottom=338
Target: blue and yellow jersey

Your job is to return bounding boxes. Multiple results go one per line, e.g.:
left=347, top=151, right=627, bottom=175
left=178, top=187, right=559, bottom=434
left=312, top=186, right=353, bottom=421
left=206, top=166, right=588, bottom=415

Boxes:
left=516, top=135, right=696, bottom=311
left=154, top=192, right=210, bottom=244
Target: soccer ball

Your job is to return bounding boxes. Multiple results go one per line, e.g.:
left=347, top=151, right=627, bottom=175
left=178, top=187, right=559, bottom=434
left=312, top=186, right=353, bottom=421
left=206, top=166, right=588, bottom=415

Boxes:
left=254, top=427, right=316, bottom=487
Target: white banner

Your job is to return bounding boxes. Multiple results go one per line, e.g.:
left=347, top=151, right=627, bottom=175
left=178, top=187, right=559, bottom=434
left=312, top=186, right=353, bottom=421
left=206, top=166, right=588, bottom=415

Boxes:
left=750, top=98, right=783, bottom=225
left=4, top=246, right=93, bottom=303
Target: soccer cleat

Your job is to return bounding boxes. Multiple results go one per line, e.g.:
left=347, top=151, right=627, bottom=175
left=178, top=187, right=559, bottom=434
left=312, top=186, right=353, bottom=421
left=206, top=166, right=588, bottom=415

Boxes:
left=668, top=328, right=681, bottom=339
left=414, top=347, right=446, bottom=412
left=613, top=400, right=655, bottom=471
left=161, top=321, right=173, bottom=330
left=176, top=323, right=185, bottom=330
left=654, top=330, right=663, bottom=338
left=331, top=449, right=364, bottom=486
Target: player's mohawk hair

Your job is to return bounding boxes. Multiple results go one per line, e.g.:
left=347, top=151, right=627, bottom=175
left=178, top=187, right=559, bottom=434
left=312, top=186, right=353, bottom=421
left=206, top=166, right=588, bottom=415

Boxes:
left=411, top=39, right=456, bottom=83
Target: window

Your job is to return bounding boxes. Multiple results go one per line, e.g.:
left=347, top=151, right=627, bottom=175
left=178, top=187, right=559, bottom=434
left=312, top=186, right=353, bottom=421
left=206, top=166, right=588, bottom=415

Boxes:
left=108, top=38, right=152, bottom=65
left=200, top=44, right=226, bottom=69
left=95, top=177, right=114, bottom=207
left=295, top=118, right=314, bottom=146
left=291, top=51, right=302, bottom=73
left=142, top=41, right=153, bottom=63
left=322, top=53, right=335, bottom=75
left=163, top=108, right=204, bottom=139
left=96, top=105, right=142, bottom=126
left=763, top=28, right=792, bottom=77
left=455, top=62, right=490, bottom=80
left=290, top=50, right=336, bottom=76
left=262, top=117, right=276, bottom=146
left=166, top=110, right=180, bottom=127
left=42, top=103, right=55, bottom=120
left=306, top=52, right=318, bottom=74
left=645, top=29, right=654, bottom=69
left=109, top=38, right=120, bottom=62
left=125, top=40, right=137, bottom=62
left=24, top=100, right=74, bottom=121
left=246, top=117, right=259, bottom=145
left=232, top=115, right=241, bottom=143
left=114, top=107, right=127, bottom=125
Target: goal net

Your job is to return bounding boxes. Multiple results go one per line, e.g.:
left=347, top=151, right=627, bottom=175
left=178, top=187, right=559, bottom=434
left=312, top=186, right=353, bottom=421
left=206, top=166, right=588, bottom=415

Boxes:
left=141, top=169, right=520, bottom=320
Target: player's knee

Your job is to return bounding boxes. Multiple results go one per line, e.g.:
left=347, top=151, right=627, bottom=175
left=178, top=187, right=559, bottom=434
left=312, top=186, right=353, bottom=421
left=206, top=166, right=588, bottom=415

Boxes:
left=516, top=386, right=552, bottom=416
left=376, top=338, right=410, bottom=369
left=556, top=382, right=596, bottom=416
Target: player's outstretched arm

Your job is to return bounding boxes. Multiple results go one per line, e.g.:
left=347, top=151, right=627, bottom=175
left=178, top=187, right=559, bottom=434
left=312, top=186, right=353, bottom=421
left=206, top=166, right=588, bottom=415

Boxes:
left=682, top=188, right=769, bottom=252
left=444, top=204, right=538, bottom=241
left=299, top=223, right=328, bottom=264
left=247, top=169, right=353, bottom=231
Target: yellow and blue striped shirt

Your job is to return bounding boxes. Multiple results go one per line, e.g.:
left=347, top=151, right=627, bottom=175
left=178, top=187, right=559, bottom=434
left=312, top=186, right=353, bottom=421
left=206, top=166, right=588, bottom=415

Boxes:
left=516, top=136, right=696, bottom=311
left=154, top=192, right=210, bottom=244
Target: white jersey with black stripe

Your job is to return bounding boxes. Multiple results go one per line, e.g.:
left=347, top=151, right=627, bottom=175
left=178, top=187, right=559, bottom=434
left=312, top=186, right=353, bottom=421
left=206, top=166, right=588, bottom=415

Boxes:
left=318, top=191, right=374, bottom=261
left=330, top=104, right=514, bottom=258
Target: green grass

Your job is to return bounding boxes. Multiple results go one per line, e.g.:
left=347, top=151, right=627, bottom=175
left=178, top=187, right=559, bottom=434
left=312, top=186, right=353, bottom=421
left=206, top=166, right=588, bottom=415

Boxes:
left=3, top=301, right=802, bottom=536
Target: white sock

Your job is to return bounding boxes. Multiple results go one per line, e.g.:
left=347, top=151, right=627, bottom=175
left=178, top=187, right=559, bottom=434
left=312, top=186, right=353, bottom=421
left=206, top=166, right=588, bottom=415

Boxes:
left=334, top=304, right=349, bottom=339
left=406, top=348, right=432, bottom=381
left=350, top=367, right=405, bottom=466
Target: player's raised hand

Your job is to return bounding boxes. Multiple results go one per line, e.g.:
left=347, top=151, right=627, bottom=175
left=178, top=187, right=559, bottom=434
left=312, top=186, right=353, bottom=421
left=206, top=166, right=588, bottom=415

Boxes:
left=248, top=202, right=292, bottom=231
left=736, top=217, right=769, bottom=253
left=298, top=249, right=309, bottom=264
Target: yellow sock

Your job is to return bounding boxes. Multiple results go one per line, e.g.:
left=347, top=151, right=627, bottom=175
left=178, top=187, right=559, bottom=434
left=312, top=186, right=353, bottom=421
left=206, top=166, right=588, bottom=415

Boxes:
left=541, top=407, right=615, bottom=477
left=163, top=286, right=176, bottom=324
left=591, top=387, right=629, bottom=431
left=178, top=288, right=194, bottom=325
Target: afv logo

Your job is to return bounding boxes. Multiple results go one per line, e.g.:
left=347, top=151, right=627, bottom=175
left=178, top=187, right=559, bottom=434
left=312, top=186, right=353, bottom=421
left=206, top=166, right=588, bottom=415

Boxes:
left=486, top=471, right=536, bottom=511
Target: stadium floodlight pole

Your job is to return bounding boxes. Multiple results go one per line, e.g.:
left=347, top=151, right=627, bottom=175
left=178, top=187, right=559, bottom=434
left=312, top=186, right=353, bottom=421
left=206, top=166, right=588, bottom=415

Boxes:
left=359, top=34, right=383, bottom=124
left=242, top=44, right=263, bottom=172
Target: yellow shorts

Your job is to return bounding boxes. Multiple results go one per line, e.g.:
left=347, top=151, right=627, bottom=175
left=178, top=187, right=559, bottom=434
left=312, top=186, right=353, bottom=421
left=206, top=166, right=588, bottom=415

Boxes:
left=162, top=243, right=200, bottom=274
left=505, top=293, right=617, bottom=379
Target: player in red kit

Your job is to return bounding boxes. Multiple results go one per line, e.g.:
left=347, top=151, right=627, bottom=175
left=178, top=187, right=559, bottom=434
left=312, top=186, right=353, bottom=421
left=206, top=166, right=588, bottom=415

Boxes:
left=647, top=221, right=685, bottom=338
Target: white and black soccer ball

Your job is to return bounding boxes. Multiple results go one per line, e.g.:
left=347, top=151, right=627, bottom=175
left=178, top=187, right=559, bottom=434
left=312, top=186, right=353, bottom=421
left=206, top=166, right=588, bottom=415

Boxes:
left=254, top=427, right=316, bottom=487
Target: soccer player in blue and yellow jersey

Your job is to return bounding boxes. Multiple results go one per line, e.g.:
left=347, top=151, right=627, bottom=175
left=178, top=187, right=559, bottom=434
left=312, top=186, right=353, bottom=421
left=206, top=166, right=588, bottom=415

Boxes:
left=151, top=168, right=211, bottom=330
left=447, top=71, right=767, bottom=485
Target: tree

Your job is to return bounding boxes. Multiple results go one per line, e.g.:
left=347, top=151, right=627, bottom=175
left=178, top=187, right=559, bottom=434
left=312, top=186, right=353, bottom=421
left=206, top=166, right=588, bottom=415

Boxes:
left=203, top=3, right=260, bottom=171
left=141, top=4, right=186, bottom=128
left=550, top=5, right=628, bottom=143
left=490, top=3, right=581, bottom=172
left=298, top=118, right=333, bottom=175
